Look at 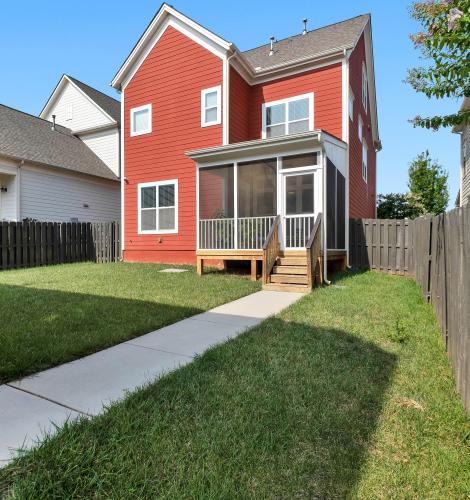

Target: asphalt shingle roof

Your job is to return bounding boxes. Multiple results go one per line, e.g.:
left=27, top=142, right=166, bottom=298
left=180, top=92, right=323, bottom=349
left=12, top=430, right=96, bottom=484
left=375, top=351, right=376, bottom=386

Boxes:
left=67, top=76, right=121, bottom=123
left=0, top=104, right=118, bottom=181
left=242, top=14, right=369, bottom=71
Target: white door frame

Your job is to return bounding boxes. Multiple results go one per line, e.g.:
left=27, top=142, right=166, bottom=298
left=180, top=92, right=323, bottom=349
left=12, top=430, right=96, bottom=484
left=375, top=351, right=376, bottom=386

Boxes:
left=279, top=166, right=321, bottom=250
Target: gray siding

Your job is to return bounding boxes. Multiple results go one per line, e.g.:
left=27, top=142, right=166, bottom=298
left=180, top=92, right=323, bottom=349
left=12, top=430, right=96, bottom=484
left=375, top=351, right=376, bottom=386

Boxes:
left=461, top=123, right=470, bottom=206
left=20, top=165, right=120, bottom=222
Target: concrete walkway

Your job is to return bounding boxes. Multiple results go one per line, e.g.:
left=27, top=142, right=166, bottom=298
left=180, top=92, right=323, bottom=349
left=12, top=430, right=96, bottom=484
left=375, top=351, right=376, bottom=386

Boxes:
left=0, top=290, right=303, bottom=465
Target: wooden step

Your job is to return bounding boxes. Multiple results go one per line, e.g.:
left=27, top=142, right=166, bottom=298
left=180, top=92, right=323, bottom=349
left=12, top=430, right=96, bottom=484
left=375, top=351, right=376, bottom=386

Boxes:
left=262, top=283, right=311, bottom=293
left=272, top=265, right=307, bottom=275
left=269, top=274, right=309, bottom=285
left=276, top=257, right=307, bottom=266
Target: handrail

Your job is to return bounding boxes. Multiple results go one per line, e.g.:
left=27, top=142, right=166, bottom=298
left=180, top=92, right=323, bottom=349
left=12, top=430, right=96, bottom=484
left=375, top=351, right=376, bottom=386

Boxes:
left=262, top=215, right=281, bottom=284
left=306, top=213, right=322, bottom=249
left=306, top=213, right=323, bottom=289
left=262, top=215, right=280, bottom=251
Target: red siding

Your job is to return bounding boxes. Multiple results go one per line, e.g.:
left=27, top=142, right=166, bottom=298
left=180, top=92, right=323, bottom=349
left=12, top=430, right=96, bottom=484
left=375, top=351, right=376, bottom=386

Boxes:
left=348, top=33, right=376, bottom=218
left=247, top=63, right=343, bottom=140
left=229, top=67, right=250, bottom=143
left=123, top=26, right=223, bottom=264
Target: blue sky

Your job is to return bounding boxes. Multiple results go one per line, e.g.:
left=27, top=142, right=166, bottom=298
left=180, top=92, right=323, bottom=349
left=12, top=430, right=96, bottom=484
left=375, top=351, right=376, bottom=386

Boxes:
left=0, top=0, right=461, bottom=204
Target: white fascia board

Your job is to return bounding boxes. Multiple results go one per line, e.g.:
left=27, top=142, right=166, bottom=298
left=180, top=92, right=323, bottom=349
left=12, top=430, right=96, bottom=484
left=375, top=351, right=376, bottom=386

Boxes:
left=39, top=75, right=68, bottom=119
left=363, top=21, right=380, bottom=146
left=112, top=4, right=232, bottom=90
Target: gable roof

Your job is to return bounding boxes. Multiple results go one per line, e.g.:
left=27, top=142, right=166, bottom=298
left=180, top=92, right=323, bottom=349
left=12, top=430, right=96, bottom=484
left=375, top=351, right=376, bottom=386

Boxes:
left=66, top=76, right=121, bottom=123
left=40, top=74, right=120, bottom=125
left=242, top=15, right=369, bottom=72
left=0, top=104, right=118, bottom=181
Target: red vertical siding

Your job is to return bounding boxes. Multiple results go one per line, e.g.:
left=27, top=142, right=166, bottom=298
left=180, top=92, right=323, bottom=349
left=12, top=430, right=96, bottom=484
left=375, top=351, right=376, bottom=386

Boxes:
left=247, top=63, right=343, bottom=140
left=123, top=26, right=223, bottom=263
left=348, top=33, right=376, bottom=218
left=229, top=67, right=250, bottom=143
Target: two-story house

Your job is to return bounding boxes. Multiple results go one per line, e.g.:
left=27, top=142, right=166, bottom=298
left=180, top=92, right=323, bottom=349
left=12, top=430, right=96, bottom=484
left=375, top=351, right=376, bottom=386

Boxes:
left=111, top=4, right=380, bottom=290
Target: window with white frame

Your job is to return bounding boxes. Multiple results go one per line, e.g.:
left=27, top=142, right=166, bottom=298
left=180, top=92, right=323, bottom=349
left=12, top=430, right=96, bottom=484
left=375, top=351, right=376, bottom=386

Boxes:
left=138, top=180, right=178, bottom=234
left=201, top=86, right=221, bottom=127
left=263, top=94, right=313, bottom=139
left=362, top=63, right=368, bottom=112
left=349, top=90, right=354, bottom=121
left=358, top=115, right=363, bottom=141
left=130, top=104, right=152, bottom=136
left=362, top=141, right=368, bottom=182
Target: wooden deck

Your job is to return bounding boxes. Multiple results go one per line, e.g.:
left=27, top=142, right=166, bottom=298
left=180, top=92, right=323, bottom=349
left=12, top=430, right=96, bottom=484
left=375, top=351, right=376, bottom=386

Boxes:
left=196, top=249, right=346, bottom=281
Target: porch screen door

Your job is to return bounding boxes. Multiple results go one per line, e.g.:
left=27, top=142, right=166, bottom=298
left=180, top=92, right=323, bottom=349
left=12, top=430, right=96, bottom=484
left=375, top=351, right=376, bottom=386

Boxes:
left=282, top=172, right=315, bottom=248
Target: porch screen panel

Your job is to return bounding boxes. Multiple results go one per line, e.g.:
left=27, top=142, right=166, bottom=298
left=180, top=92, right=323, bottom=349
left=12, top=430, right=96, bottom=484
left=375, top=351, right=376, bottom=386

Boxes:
left=326, top=160, right=337, bottom=249
left=237, top=158, right=277, bottom=249
left=199, top=164, right=234, bottom=249
left=336, top=171, right=346, bottom=249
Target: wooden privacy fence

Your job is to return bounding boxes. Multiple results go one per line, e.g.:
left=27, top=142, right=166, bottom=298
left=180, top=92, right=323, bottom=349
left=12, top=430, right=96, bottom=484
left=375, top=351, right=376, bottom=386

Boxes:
left=0, top=221, right=120, bottom=270
left=350, top=205, right=470, bottom=416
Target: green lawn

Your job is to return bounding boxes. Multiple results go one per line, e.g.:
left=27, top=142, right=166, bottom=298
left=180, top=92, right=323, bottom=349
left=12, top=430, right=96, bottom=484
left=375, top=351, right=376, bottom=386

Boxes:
left=1, top=271, right=469, bottom=498
left=0, top=262, right=259, bottom=383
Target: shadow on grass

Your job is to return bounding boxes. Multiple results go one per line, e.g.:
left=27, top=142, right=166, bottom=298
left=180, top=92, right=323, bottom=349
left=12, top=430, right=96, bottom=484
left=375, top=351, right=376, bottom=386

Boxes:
left=0, top=316, right=398, bottom=498
left=0, top=284, right=202, bottom=384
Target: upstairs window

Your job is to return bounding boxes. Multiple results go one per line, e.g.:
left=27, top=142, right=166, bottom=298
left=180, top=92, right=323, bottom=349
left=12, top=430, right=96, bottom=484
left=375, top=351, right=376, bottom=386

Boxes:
left=138, top=179, right=178, bottom=234
left=263, top=94, right=313, bottom=139
left=201, top=86, right=221, bottom=127
left=349, top=90, right=354, bottom=121
left=362, top=141, right=368, bottom=182
left=362, top=63, right=368, bottom=112
left=358, top=115, right=363, bottom=142
left=131, top=104, right=152, bottom=136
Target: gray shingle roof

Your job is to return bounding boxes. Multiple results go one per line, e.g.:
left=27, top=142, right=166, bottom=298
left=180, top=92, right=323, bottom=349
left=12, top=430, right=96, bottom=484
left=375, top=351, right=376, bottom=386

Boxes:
left=242, top=14, right=369, bottom=71
left=0, top=104, right=118, bottom=181
left=67, top=76, right=121, bottom=123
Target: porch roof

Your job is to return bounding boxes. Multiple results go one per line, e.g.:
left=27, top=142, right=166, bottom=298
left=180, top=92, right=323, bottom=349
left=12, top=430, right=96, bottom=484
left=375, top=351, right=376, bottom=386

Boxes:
left=186, top=130, right=344, bottom=164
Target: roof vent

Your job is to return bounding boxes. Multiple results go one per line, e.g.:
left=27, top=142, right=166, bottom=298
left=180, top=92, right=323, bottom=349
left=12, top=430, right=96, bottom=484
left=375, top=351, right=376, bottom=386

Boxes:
left=51, top=114, right=56, bottom=131
left=269, top=36, right=275, bottom=56
left=302, top=18, right=308, bottom=35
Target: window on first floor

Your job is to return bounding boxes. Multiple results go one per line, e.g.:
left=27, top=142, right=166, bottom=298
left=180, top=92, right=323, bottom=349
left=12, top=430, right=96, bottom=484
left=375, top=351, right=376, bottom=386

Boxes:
left=263, top=93, right=313, bottom=139
left=362, top=141, right=368, bottom=182
left=138, top=179, right=178, bottom=234
left=131, top=104, right=152, bottom=136
left=201, top=86, right=221, bottom=127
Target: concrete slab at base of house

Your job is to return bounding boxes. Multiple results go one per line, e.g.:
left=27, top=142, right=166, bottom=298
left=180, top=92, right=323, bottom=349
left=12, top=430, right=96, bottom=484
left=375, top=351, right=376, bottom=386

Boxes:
left=0, top=290, right=303, bottom=465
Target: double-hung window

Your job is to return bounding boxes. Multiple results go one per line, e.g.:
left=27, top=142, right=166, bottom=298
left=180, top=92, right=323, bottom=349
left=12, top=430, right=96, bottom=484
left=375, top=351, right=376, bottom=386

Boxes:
left=131, top=104, right=152, bottom=136
left=138, top=180, right=178, bottom=234
left=358, top=115, right=363, bottom=142
left=349, top=90, right=354, bottom=121
left=362, top=141, right=368, bottom=182
left=362, top=63, right=368, bottom=112
left=263, top=93, right=313, bottom=139
left=201, top=86, right=221, bottom=127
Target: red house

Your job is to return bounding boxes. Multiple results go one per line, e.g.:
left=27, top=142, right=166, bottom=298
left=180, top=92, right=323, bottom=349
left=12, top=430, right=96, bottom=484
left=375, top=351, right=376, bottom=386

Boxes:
left=111, top=4, right=380, bottom=291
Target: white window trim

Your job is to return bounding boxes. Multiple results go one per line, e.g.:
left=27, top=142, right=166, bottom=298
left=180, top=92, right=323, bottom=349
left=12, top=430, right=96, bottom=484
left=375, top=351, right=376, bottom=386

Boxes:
left=362, top=62, right=368, bottom=114
left=349, top=89, right=354, bottom=121
left=358, top=115, right=363, bottom=142
left=362, top=141, right=368, bottom=182
left=201, top=85, right=222, bottom=127
left=261, top=93, right=314, bottom=139
left=137, top=179, right=178, bottom=235
left=130, top=103, right=152, bottom=137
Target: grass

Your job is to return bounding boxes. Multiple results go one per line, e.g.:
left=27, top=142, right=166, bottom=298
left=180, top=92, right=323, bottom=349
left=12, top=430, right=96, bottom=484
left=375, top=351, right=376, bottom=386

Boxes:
left=1, top=271, right=469, bottom=498
left=0, top=262, right=259, bottom=383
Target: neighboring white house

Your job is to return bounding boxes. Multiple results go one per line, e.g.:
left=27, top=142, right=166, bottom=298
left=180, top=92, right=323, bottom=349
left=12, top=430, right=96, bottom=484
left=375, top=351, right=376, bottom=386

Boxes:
left=40, top=75, right=121, bottom=177
left=453, top=97, right=470, bottom=207
left=0, top=76, right=121, bottom=222
left=0, top=104, right=119, bottom=222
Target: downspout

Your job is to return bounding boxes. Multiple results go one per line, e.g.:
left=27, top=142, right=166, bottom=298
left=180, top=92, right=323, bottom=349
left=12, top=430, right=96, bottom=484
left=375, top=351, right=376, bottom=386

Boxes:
left=322, top=144, right=331, bottom=284
left=223, top=50, right=237, bottom=146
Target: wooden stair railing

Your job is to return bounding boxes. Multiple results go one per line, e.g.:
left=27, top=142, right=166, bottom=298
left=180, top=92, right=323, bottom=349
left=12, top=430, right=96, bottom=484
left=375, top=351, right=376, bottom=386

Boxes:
left=262, top=215, right=281, bottom=285
left=306, top=213, right=323, bottom=289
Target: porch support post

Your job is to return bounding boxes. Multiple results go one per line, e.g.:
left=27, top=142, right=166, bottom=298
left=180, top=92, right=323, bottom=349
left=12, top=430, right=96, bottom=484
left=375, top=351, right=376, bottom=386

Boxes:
left=197, top=256, right=204, bottom=276
left=234, top=161, right=238, bottom=250
left=250, top=258, right=257, bottom=281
